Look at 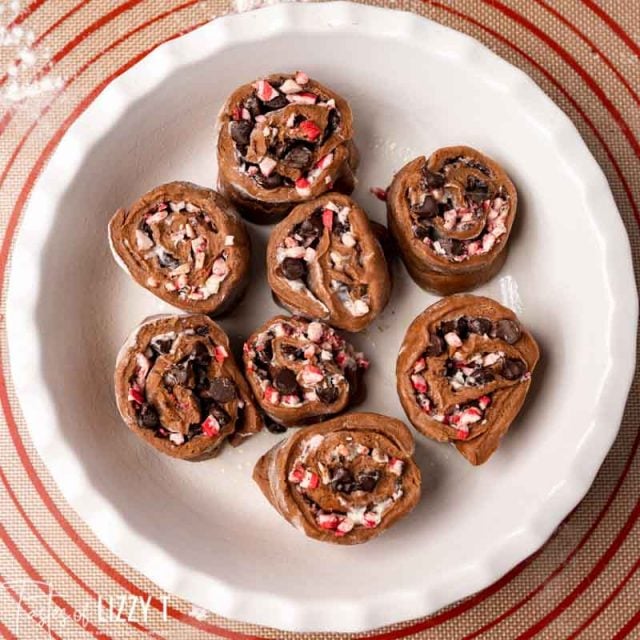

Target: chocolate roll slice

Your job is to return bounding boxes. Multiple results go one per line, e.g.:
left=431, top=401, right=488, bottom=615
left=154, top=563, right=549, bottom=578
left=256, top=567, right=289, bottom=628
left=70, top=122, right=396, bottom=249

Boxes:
left=243, top=315, right=368, bottom=427
left=217, top=71, right=359, bottom=223
left=266, top=193, right=391, bottom=332
left=115, top=314, right=262, bottom=460
left=253, top=412, right=421, bottom=544
left=109, top=181, right=250, bottom=315
left=387, top=146, right=517, bottom=295
left=396, top=295, right=539, bottom=465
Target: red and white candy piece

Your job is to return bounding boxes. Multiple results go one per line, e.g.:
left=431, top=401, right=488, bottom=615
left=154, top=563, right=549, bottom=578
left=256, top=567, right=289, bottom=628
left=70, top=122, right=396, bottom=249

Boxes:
left=214, top=345, right=228, bottom=363
left=388, top=457, right=404, bottom=476
left=202, top=414, right=221, bottom=437
left=255, top=79, right=279, bottom=102
left=300, top=469, right=319, bottom=490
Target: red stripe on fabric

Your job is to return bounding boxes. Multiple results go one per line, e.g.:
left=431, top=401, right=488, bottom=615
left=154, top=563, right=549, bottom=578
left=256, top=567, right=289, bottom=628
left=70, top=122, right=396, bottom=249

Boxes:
left=0, top=0, right=94, bottom=88
left=581, top=0, right=640, bottom=58
left=5, top=0, right=47, bottom=28
left=611, top=606, right=640, bottom=640
left=0, top=527, right=109, bottom=639
left=0, top=468, right=166, bottom=640
left=0, top=575, right=64, bottom=640
left=566, top=556, right=640, bottom=639
left=0, top=621, right=17, bottom=640
left=536, top=0, right=640, bottom=106
left=517, top=499, right=640, bottom=638
left=483, top=0, right=640, bottom=159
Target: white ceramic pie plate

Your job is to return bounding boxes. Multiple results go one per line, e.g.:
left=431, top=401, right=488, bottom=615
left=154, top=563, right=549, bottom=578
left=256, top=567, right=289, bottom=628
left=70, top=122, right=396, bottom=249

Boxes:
left=6, top=2, right=637, bottom=633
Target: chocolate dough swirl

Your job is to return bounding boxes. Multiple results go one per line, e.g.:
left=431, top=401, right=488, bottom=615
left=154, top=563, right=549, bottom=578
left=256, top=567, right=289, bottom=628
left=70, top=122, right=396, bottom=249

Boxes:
left=109, top=181, right=250, bottom=315
left=266, top=193, right=391, bottom=332
left=253, top=412, right=421, bottom=544
left=242, top=315, right=368, bottom=427
left=217, top=71, right=359, bottom=223
left=396, top=295, right=539, bottom=465
left=387, top=146, right=517, bottom=295
left=114, top=314, right=262, bottom=460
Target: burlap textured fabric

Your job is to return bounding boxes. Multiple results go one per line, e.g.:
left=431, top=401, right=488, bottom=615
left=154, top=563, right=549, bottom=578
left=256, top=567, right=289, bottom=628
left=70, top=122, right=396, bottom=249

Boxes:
left=0, top=1, right=638, bottom=638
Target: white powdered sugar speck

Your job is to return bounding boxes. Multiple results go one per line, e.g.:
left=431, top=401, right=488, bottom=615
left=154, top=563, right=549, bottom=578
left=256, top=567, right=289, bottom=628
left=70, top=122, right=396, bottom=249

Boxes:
left=0, top=0, right=64, bottom=104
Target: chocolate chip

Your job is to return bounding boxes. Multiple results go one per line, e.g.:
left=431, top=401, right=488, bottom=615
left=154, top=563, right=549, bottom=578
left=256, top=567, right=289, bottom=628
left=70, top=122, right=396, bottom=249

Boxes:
left=440, top=320, right=457, bottom=336
left=255, top=172, right=283, bottom=189
left=501, top=358, right=526, bottom=380
left=163, top=366, right=187, bottom=387
left=195, top=326, right=209, bottom=336
left=356, top=470, right=380, bottom=492
left=468, top=317, right=492, bottom=335
left=331, top=468, right=356, bottom=493
left=445, top=360, right=458, bottom=377
left=327, top=109, right=340, bottom=134
left=299, top=214, right=323, bottom=240
left=493, top=319, right=521, bottom=344
left=230, top=120, right=252, bottom=146
left=283, top=145, right=313, bottom=169
left=149, top=336, right=173, bottom=355
left=281, top=257, right=307, bottom=280
left=272, top=368, right=299, bottom=395
left=190, top=342, right=211, bottom=367
left=413, top=195, right=438, bottom=218
left=425, top=333, right=445, bottom=357
left=265, top=418, right=287, bottom=434
left=457, top=316, right=469, bottom=339
left=438, top=238, right=464, bottom=256
left=254, top=341, right=273, bottom=366
left=414, top=224, right=434, bottom=241
left=316, top=382, right=339, bottom=404
left=244, top=95, right=260, bottom=117
left=207, top=377, right=237, bottom=403
left=470, top=370, right=494, bottom=385
left=139, top=403, right=159, bottom=429
left=423, top=168, right=445, bottom=189
left=158, top=251, right=180, bottom=270
left=263, top=94, right=288, bottom=110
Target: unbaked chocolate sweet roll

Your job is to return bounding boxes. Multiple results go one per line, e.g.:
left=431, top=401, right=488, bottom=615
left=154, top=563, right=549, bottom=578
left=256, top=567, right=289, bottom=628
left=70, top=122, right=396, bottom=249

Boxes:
left=115, top=314, right=262, bottom=460
left=217, top=71, right=359, bottom=223
left=266, top=193, right=391, bottom=332
left=109, top=181, right=250, bottom=315
left=243, top=315, right=368, bottom=427
left=396, top=295, right=539, bottom=465
left=253, top=412, right=421, bottom=544
left=387, top=146, right=517, bottom=295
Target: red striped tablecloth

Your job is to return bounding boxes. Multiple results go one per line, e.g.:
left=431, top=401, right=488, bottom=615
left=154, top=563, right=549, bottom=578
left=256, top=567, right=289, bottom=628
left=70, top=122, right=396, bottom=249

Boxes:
left=0, top=1, right=638, bottom=638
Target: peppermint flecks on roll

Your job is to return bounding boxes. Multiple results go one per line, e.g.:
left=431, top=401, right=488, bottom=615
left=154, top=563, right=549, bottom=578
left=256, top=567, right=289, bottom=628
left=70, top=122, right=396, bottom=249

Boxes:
left=387, top=146, right=517, bottom=295
left=109, top=181, right=251, bottom=315
left=114, top=314, right=262, bottom=461
left=396, top=295, right=539, bottom=465
left=243, top=315, right=368, bottom=428
left=267, top=193, right=391, bottom=332
left=217, top=72, right=359, bottom=223
left=253, top=412, right=421, bottom=544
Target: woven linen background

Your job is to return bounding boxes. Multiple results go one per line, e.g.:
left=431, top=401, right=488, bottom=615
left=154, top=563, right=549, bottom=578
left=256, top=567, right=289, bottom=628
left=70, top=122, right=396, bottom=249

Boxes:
left=0, top=1, right=638, bottom=638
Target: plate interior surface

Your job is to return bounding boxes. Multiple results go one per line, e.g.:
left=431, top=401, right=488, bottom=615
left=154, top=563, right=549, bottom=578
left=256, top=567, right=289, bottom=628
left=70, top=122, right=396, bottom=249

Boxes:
left=6, top=2, right=637, bottom=633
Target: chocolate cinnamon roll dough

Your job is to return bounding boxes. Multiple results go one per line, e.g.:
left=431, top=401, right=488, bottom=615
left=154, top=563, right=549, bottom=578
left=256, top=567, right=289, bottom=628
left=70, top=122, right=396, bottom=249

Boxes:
left=397, top=295, right=539, bottom=465
left=267, top=193, right=391, bottom=332
left=387, top=146, right=517, bottom=295
left=243, top=315, right=368, bottom=427
left=115, top=314, right=262, bottom=461
left=254, top=412, right=421, bottom=544
left=109, top=181, right=250, bottom=315
left=217, top=71, right=359, bottom=223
